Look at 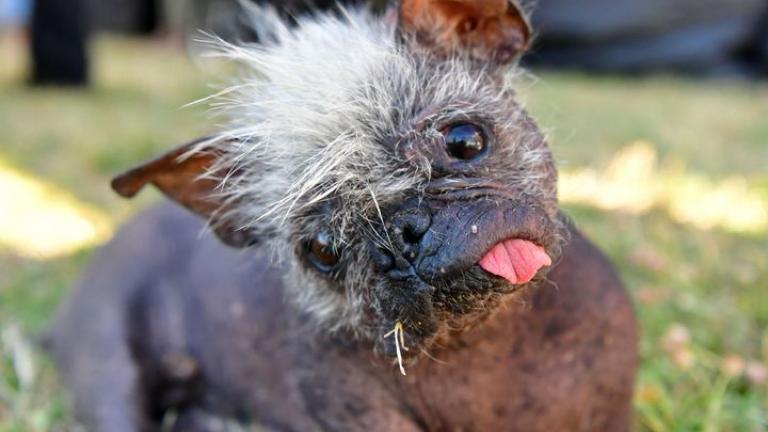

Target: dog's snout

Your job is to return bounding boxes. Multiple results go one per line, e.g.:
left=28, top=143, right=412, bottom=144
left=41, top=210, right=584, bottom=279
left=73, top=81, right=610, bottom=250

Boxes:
left=390, top=208, right=431, bottom=261
left=370, top=206, right=432, bottom=273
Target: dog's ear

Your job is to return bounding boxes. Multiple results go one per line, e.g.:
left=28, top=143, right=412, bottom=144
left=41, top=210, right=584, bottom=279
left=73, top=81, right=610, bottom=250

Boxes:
left=399, top=0, right=532, bottom=65
left=111, top=137, right=257, bottom=248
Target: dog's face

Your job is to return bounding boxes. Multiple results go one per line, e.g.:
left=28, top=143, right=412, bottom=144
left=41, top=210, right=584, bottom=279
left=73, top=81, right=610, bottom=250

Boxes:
left=113, top=1, right=565, bottom=361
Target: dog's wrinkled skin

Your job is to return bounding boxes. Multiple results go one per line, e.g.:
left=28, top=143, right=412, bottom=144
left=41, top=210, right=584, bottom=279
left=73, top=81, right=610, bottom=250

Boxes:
left=49, top=2, right=638, bottom=431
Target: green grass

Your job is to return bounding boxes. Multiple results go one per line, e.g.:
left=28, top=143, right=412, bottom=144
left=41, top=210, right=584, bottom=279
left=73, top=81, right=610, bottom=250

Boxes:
left=1, top=35, right=766, bottom=431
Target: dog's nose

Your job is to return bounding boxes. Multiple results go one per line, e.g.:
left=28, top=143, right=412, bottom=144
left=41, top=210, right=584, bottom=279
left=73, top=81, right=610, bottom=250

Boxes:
left=390, top=207, right=431, bottom=263
left=370, top=206, right=432, bottom=273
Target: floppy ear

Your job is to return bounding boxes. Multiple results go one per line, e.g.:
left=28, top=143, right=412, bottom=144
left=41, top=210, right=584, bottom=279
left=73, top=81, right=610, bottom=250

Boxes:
left=111, top=137, right=257, bottom=248
left=399, top=0, right=532, bottom=65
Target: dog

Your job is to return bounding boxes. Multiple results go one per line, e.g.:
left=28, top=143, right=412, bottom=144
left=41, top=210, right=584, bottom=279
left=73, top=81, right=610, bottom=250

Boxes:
left=49, top=1, right=638, bottom=430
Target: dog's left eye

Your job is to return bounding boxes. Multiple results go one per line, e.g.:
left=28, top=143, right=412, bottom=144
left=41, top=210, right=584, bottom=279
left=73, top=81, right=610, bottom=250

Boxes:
left=308, top=232, right=340, bottom=272
left=442, top=123, right=487, bottom=160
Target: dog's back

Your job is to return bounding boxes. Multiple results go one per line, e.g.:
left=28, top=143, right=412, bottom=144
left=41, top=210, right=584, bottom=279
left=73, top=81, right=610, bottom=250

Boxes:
left=50, top=204, right=295, bottom=430
left=48, top=204, right=204, bottom=430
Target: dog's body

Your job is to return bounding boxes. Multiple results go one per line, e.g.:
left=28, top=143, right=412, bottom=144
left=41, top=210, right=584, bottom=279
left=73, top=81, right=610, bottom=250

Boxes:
left=50, top=2, right=638, bottom=430
left=52, top=204, right=636, bottom=431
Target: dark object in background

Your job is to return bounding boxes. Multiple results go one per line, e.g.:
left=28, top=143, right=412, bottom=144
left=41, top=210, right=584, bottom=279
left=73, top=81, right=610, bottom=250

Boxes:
left=523, top=0, right=768, bottom=77
left=745, top=7, right=768, bottom=75
left=30, top=0, right=90, bottom=86
left=88, top=0, right=160, bottom=34
left=135, top=0, right=160, bottom=34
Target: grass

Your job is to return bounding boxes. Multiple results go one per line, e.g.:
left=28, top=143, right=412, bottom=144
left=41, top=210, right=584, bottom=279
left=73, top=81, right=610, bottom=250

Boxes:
left=0, top=34, right=766, bottom=431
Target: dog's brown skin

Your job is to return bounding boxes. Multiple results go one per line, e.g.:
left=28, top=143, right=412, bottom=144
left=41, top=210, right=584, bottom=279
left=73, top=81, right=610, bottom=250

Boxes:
left=50, top=203, right=637, bottom=431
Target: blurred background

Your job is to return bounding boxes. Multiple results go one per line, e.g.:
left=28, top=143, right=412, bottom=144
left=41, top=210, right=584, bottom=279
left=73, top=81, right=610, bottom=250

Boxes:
left=0, top=0, right=766, bottom=430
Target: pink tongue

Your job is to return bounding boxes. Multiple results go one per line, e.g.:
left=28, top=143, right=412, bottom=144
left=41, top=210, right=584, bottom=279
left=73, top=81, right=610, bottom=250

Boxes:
left=478, top=239, right=552, bottom=284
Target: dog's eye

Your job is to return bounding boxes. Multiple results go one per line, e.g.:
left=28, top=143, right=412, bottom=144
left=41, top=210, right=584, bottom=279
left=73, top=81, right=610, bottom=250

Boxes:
left=308, top=232, right=340, bottom=272
left=442, top=123, right=487, bottom=160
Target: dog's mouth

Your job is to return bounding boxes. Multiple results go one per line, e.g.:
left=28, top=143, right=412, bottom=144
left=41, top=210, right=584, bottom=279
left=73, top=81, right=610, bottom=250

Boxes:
left=372, top=200, right=561, bottom=369
left=477, top=238, right=552, bottom=285
left=376, top=238, right=552, bottom=364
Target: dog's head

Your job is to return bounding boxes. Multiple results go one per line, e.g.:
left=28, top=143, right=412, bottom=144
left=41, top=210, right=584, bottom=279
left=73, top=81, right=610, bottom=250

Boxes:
left=113, top=0, right=565, bottom=364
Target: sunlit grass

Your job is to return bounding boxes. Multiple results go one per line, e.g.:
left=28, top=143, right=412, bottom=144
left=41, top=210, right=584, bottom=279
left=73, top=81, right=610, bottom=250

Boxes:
left=0, top=159, right=113, bottom=259
left=560, top=141, right=768, bottom=234
left=0, top=35, right=766, bottom=431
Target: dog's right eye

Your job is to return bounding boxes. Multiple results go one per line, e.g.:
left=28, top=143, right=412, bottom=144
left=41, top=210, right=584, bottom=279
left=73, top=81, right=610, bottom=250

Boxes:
left=442, top=123, right=487, bottom=160
left=308, top=232, right=341, bottom=272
